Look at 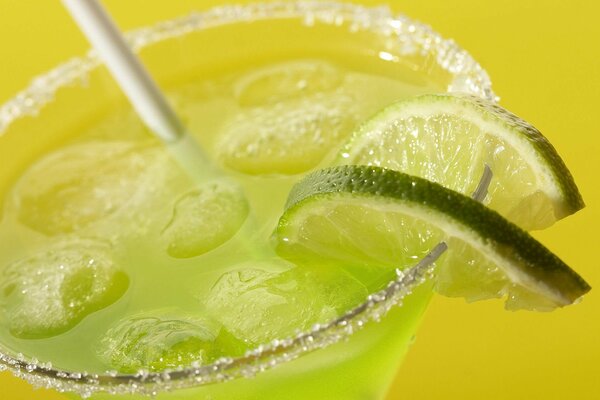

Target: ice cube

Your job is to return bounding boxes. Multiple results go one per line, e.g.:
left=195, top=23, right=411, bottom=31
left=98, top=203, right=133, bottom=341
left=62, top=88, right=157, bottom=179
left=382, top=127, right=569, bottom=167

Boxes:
left=216, top=59, right=357, bottom=175
left=234, top=60, right=344, bottom=107
left=217, top=92, right=358, bottom=175
left=97, top=311, right=245, bottom=373
left=161, top=180, right=249, bottom=258
left=0, top=240, right=128, bottom=339
left=15, top=141, right=164, bottom=236
left=204, top=261, right=368, bottom=344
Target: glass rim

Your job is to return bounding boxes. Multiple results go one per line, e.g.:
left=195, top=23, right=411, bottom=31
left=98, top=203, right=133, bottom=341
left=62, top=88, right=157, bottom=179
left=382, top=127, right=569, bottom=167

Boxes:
left=0, top=1, right=496, bottom=397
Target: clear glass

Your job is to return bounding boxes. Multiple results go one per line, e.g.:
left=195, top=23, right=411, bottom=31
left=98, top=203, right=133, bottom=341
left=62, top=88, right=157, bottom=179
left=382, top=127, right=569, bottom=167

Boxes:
left=0, top=2, right=494, bottom=399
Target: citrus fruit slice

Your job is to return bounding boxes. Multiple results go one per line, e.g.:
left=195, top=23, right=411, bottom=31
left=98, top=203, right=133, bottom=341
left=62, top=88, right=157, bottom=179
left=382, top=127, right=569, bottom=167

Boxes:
left=275, top=165, right=590, bottom=311
left=338, top=94, right=584, bottom=230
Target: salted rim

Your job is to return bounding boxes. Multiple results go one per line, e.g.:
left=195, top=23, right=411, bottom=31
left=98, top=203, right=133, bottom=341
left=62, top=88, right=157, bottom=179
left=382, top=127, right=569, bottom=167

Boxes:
left=0, top=1, right=495, bottom=397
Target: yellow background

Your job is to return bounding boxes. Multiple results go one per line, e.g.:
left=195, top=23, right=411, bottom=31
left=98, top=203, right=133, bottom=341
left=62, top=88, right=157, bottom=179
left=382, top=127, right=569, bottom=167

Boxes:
left=0, top=1, right=598, bottom=399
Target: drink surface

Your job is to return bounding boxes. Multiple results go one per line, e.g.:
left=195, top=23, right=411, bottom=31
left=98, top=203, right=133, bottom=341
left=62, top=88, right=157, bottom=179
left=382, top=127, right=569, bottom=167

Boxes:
left=0, top=33, right=440, bottom=375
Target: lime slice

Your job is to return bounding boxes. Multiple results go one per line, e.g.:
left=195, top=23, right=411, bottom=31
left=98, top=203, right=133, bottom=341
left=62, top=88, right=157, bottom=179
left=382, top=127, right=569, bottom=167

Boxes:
left=338, top=94, right=584, bottom=230
left=275, top=166, right=590, bottom=311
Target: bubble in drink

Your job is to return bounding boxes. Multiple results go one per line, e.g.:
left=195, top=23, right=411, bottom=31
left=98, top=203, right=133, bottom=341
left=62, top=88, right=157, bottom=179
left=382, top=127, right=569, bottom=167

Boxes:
left=162, top=180, right=249, bottom=258
left=218, top=61, right=358, bottom=175
left=15, top=141, right=163, bottom=236
left=204, top=261, right=368, bottom=344
left=97, top=311, right=247, bottom=373
left=0, top=240, right=128, bottom=339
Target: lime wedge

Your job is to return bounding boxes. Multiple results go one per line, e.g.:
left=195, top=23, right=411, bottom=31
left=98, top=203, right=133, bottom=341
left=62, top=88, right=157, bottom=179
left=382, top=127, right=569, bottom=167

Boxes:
left=275, top=166, right=590, bottom=311
left=338, top=94, right=584, bottom=230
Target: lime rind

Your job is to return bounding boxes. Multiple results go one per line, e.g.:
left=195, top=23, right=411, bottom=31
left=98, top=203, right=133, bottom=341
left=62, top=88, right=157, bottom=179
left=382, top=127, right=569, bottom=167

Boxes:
left=338, top=94, right=584, bottom=226
left=277, top=166, right=590, bottom=309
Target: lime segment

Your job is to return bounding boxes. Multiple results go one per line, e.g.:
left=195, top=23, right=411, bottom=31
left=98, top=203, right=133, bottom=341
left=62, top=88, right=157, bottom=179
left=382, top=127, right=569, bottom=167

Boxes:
left=275, top=166, right=590, bottom=311
left=338, top=94, right=584, bottom=230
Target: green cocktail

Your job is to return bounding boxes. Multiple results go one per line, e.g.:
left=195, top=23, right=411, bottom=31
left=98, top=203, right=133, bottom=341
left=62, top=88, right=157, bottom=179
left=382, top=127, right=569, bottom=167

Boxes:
left=2, top=3, right=583, bottom=399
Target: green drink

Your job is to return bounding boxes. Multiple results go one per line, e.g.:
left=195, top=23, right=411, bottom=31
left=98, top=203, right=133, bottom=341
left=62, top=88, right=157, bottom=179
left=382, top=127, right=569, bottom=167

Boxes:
left=3, top=3, right=576, bottom=399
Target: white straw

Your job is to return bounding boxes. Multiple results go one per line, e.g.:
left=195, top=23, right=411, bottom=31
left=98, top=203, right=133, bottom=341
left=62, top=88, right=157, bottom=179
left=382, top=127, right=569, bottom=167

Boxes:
left=62, top=0, right=183, bottom=143
left=62, top=0, right=216, bottom=181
